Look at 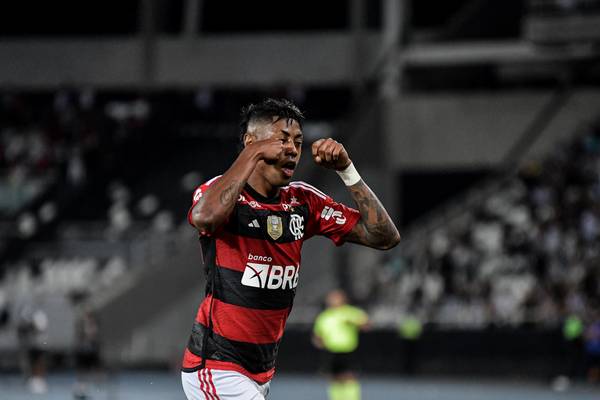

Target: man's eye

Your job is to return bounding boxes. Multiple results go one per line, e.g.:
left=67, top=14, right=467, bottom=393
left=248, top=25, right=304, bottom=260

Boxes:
left=295, top=141, right=303, bottom=146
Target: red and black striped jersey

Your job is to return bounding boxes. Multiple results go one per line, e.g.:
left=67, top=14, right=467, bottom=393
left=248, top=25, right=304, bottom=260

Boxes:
left=182, top=176, right=360, bottom=383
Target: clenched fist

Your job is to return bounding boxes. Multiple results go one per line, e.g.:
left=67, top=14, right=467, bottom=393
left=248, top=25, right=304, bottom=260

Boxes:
left=246, top=137, right=285, bottom=164
left=311, top=138, right=351, bottom=171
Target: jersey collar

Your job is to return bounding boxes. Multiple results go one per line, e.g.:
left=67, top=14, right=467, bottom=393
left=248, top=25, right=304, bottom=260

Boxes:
left=243, top=183, right=281, bottom=204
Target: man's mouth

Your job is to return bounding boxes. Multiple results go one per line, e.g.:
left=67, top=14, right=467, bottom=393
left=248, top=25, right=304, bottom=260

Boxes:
left=281, top=161, right=296, bottom=178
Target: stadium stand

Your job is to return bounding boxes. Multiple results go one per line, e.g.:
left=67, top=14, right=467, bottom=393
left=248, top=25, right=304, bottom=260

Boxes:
left=371, top=117, right=600, bottom=328
left=0, top=88, right=598, bottom=379
left=0, top=88, right=351, bottom=366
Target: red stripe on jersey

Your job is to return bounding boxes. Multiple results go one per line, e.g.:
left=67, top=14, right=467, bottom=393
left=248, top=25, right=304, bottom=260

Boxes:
left=215, top=232, right=302, bottom=273
left=182, top=349, right=275, bottom=384
left=196, top=295, right=288, bottom=344
left=183, top=347, right=202, bottom=367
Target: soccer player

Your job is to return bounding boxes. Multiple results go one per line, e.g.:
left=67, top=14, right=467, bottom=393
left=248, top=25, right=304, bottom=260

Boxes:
left=313, top=289, right=369, bottom=400
left=181, top=98, right=400, bottom=400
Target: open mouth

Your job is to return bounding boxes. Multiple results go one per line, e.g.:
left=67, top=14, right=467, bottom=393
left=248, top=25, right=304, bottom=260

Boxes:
left=281, top=161, right=296, bottom=178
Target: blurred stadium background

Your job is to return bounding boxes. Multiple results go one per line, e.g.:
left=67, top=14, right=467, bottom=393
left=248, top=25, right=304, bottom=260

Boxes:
left=1, top=0, right=600, bottom=398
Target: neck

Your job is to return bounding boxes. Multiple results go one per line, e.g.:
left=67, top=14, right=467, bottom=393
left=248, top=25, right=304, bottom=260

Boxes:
left=247, top=173, right=280, bottom=198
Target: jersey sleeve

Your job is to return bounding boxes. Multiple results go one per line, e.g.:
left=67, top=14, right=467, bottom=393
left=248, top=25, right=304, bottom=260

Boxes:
left=299, top=182, right=361, bottom=246
left=187, top=175, right=222, bottom=230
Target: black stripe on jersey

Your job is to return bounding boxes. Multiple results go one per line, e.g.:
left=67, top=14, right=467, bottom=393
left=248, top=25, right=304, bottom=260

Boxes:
left=225, top=203, right=309, bottom=243
left=212, top=267, right=295, bottom=310
left=200, top=236, right=217, bottom=296
left=188, top=322, right=279, bottom=373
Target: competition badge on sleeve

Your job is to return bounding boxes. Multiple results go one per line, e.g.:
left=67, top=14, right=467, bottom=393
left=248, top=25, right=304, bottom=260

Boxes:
left=267, top=215, right=283, bottom=240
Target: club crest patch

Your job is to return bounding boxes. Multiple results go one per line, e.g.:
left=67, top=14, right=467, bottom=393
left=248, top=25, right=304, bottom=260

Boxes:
left=267, top=215, right=283, bottom=240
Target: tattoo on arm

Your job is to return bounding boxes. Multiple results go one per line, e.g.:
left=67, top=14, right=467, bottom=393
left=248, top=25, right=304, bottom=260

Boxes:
left=345, top=180, right=400, bottom=249
left=191, top=179, right=242, bottom=234
left=219, top=180, right=241, bottom=206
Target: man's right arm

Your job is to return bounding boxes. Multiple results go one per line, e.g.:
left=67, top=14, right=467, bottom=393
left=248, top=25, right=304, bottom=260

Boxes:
left=190, top=138, right=283, bottom=235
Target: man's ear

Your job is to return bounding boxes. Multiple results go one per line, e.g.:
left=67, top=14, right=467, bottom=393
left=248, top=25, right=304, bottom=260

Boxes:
left=243, top=132, right=254, bottom=147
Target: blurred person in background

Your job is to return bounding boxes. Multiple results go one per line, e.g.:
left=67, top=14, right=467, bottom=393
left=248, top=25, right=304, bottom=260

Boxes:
left=73, top=302, right=102, bottom=400
left=564, top=313, right=585, bottom=375
left=585, top=307, right=600, bottom=384
left=313, top=289, right=369, bottom=400
left=0, top=286, right=9, bottom=328
left=182, top=98, right=400, bottom=400
left=16, top=303, right=49, bottom=394
left=397, top=306, right=423, bottom=376
left=552, top=312, right=585, bottom=391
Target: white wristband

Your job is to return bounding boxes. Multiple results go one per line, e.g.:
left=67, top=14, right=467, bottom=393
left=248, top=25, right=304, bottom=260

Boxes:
left=336, top=163, right=361, bottom=186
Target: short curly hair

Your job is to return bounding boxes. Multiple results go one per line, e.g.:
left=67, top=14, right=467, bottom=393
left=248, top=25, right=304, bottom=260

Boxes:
left=239, top=98, right=305, bottom=143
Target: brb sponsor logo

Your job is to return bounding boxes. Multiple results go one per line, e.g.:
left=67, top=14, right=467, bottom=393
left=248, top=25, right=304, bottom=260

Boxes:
left=241, top=253, right=299, bottom=290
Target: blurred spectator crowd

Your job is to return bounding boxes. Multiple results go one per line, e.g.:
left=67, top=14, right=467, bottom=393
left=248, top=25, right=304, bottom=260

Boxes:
left=375, top=120, right=600, bottom=329
left=4, top=88, right=599, bottom=334
left=0, top=87, right=343, bottom=350
left=0, top=90, right=90, bottom=215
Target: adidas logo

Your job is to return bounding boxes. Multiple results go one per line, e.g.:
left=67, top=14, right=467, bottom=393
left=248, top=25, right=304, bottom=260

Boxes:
left=248, top=219, right=260, bottom=228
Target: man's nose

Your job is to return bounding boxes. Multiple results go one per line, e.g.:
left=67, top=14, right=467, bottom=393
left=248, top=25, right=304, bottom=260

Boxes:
left=284, top=140, right=298, bottom=156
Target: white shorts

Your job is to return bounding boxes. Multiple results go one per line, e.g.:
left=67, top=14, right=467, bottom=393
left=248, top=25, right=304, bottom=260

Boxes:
left=181, top=369, right=270, bottom=400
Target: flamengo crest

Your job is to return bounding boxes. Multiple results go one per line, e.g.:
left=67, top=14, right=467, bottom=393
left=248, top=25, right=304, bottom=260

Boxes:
left=289, top=214, right=304, bottom=240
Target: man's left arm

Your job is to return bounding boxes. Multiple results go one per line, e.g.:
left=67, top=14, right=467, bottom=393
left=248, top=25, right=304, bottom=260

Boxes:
left=312, top=138, right=401, bottom=250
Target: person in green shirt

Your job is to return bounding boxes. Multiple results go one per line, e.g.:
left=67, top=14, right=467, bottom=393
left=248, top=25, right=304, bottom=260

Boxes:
left=313, top=289, right=369, bottom=400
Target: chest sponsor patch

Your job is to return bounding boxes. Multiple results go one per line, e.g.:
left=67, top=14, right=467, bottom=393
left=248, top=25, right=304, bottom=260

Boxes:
left=241, top=262, right=299, bottom=290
